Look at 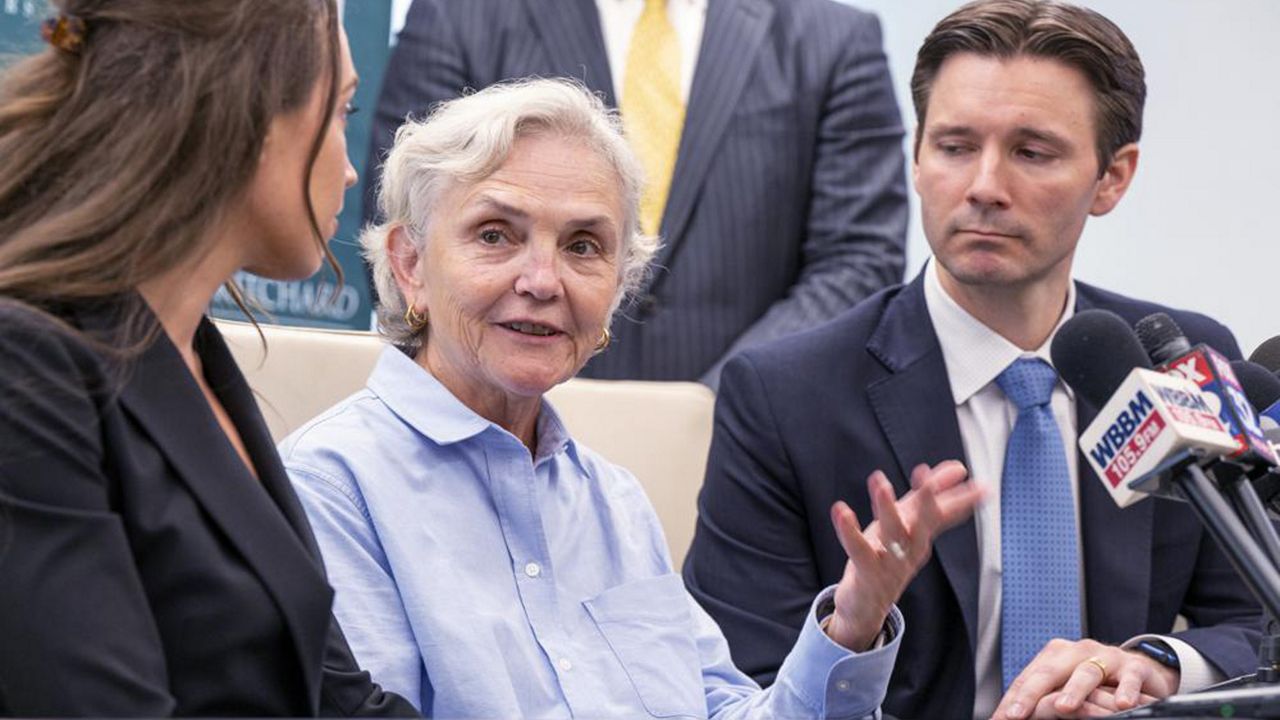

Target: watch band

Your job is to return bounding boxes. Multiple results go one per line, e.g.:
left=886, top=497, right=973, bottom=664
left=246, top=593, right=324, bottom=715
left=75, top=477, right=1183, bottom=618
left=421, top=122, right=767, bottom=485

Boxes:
left=1133, top=639, right=1181, bottom=670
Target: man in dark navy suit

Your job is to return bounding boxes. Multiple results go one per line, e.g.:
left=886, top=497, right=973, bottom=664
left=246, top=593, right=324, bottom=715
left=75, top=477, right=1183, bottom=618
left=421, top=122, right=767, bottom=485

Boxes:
left=683, top=1, right=1264, bottom=718
left=367, top=0, right=908, bottom=387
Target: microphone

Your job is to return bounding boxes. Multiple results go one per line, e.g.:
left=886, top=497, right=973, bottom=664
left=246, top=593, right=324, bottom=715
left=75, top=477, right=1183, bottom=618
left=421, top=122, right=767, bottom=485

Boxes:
left=1134, top=314, right=1280, bottom=571
left=1051, top=310, right=1236, bottom=507
left=1249, top=335, right=1280, bottom=374
left=1053, top=311, right=1280, bottom=621
left=1059, top=322, right=1280, bottom=715
left=1051, top=309, right=1153, bottom=408
left=1232, top=359, right=1280, bottom=433
left=1135, top=313, right=1278, bottom=467
left=1228, top=360, right=1280, bottom=524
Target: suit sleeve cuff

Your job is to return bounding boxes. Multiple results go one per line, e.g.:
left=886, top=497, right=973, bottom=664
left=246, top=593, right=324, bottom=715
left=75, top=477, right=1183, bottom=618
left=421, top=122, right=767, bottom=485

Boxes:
left=1122, top=634, right=1224, bottom=693
left=772, top=585, right=903, bottom=719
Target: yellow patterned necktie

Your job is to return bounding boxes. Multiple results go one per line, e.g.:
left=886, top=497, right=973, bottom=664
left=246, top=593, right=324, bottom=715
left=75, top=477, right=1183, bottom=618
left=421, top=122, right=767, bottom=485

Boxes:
left=622, top=0, right=685, bottom=236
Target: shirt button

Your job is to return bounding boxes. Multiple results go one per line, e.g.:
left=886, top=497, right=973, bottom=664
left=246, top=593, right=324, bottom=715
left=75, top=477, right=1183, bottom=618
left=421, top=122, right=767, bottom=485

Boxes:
left=557, top=657, right=573, bottom=672
left=836, top=679, right=851, bottom=692
left=524, top=562, right=541, bottom=578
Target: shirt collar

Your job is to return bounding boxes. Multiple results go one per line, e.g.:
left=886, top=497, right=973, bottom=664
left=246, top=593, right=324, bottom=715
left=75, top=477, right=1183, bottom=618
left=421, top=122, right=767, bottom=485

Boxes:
left=923, top=257, right=1077, bottom=405
left=367, top=346, right=489, bottom=443
left=533, top=400, right=581, bottom=469
left=367, top=346, right=582, bottom=467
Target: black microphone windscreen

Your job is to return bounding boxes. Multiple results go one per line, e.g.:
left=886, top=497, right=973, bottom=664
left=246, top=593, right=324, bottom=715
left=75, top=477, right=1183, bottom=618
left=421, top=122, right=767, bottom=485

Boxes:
left=1231, top=360, right=1280, bottom=412
left=1249, top=336, right=1280, bottom=374
left=1134, top=312, right=1193, bottom=365
left=1051, top=309, right=1153, bottom=408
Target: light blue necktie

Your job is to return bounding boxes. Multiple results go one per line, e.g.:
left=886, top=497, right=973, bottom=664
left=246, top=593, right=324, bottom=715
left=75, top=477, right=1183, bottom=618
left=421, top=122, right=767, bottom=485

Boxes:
left=998, top=357, right=1081, bottom=690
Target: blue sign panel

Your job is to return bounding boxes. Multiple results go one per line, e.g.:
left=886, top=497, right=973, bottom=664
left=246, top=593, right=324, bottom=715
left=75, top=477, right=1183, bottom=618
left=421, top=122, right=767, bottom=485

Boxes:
left=0, top=1, right=42, bottom=55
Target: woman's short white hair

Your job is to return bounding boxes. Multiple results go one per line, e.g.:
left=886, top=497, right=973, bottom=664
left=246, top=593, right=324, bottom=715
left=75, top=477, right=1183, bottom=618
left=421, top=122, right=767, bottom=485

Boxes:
left=361, top=77, right=659, bottom=349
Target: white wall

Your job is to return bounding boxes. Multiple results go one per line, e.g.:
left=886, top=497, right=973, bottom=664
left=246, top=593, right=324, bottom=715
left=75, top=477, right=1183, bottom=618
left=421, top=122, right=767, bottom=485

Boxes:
left=849, top=0, right=1280, bottom=356
left=382, top=0, right=1280, bottom=354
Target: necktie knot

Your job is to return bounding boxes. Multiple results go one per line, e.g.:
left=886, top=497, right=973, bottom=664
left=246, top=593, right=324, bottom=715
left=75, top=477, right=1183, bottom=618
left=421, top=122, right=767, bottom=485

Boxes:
left=997, top=357, right=1058, bottom=410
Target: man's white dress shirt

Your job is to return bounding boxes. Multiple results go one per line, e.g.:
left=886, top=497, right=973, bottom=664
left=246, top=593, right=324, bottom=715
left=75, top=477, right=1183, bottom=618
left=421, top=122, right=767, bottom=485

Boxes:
left=922, top=259, right=1218, bottom=719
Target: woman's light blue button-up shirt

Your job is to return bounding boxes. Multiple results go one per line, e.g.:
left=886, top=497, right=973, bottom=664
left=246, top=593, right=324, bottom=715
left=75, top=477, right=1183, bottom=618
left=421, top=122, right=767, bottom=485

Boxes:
left=281, top=346, right=901, bottom=719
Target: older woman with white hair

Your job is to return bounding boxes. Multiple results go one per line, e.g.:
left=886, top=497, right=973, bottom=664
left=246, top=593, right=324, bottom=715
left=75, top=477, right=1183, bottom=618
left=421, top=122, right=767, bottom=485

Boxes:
left=281, top=78, right=983, bottom=719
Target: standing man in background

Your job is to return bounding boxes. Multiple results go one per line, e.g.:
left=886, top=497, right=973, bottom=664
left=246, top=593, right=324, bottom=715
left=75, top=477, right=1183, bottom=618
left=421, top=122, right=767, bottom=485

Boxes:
left=683, top=0, right=1264, bottom=717
left=367, top=0, right=908, bottom=387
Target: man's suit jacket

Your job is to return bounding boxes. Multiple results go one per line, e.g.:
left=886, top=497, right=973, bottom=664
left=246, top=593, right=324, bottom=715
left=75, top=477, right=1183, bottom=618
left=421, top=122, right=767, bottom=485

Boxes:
left=682, top=274, right=1264, bottom=719
left=369, top=0, right=908, bottom=384
left=0, top=299, right=415, bottom=717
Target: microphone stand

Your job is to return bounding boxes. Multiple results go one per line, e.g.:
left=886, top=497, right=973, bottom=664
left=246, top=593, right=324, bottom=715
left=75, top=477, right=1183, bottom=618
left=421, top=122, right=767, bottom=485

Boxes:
left=1211, top=467, right=1280, bottom=684
left=1131, top=451, right=1280, bottom=619
left=1212, top=460, right=1280, bottom=575
left=1171, top=462, right=1280, bottom=620
left=1114, top=455, right=1280, bottom=717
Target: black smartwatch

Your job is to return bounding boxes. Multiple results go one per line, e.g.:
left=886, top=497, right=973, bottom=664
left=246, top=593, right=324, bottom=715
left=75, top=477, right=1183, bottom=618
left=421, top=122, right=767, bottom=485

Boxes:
left=1132, top=639, right=1181, bottom=670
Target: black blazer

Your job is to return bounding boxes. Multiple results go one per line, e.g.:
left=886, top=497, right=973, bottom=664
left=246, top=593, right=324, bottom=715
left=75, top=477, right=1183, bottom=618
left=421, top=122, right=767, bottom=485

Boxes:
left=0, top=299, right=416, bottom=717
left=683, top=274, right=1265, bottom=719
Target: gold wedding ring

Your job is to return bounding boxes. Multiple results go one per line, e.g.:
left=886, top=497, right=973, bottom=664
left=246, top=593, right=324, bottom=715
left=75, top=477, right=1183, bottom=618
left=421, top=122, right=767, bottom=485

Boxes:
left=1083, top=656, right=1108, bottom=678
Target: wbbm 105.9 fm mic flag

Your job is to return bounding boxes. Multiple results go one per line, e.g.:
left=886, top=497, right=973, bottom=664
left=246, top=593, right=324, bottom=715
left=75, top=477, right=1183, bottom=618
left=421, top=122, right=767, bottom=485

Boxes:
left=1051, top=310, right=1236, bottom=507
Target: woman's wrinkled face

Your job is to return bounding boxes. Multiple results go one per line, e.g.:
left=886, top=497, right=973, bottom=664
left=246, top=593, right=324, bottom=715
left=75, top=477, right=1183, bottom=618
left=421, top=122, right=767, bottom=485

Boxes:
left=404, top=133, right=625, bottom=406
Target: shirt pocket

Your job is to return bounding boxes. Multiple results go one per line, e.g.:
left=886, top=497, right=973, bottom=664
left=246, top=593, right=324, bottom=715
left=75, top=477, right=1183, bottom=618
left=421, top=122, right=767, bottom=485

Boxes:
left=582, top=573, right=706, bottom=718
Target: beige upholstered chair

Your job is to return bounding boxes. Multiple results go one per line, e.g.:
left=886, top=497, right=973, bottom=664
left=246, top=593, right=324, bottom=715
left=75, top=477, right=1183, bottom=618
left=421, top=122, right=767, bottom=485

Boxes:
left=214, top=319, right=715, bottom=566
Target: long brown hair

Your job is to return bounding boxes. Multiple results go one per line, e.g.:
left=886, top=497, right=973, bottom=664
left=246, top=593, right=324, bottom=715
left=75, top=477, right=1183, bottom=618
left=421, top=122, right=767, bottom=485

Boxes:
left=0, top=0, right=342, bottom=321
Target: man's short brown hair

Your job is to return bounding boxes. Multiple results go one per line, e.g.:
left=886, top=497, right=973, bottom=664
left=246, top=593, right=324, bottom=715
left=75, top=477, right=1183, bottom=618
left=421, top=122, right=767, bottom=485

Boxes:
left=911, top=0, right=1145, bottom=173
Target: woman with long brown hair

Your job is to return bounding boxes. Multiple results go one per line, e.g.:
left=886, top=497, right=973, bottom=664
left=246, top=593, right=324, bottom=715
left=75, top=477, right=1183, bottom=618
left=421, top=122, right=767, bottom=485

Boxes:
left=0, top=1, right=415, bottom=715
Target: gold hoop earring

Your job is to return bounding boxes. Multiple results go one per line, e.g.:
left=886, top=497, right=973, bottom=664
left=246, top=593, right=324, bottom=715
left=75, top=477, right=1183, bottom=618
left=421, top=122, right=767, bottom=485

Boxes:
left=404, top=304, right=429, bottom=332
left=594, top=327, right=612, bottom=354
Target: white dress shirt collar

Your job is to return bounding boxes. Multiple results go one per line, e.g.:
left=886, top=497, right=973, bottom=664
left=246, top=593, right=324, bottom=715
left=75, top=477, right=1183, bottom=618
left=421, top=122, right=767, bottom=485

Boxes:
left=923, top=257, right=1077, bottom=404
left=594, top=0, right=708, bottom=105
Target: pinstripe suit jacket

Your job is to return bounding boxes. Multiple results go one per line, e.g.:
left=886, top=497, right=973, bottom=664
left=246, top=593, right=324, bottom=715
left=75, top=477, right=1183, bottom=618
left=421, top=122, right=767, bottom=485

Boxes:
left=368, top=0, right=908, bottom=385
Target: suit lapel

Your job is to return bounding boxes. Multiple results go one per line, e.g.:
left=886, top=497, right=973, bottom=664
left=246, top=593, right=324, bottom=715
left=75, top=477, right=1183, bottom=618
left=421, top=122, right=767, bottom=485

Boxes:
left=1072, top=290, right=1153, bottom=639
left=865, top=275, right=981, bottom=651
left=650, top=0, right=773, bottom=278
left=106, top=309, right=332, bottom=709
left=524, top=0, right=616, bottom=103
left=196, top=319, right=326, bottom=562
